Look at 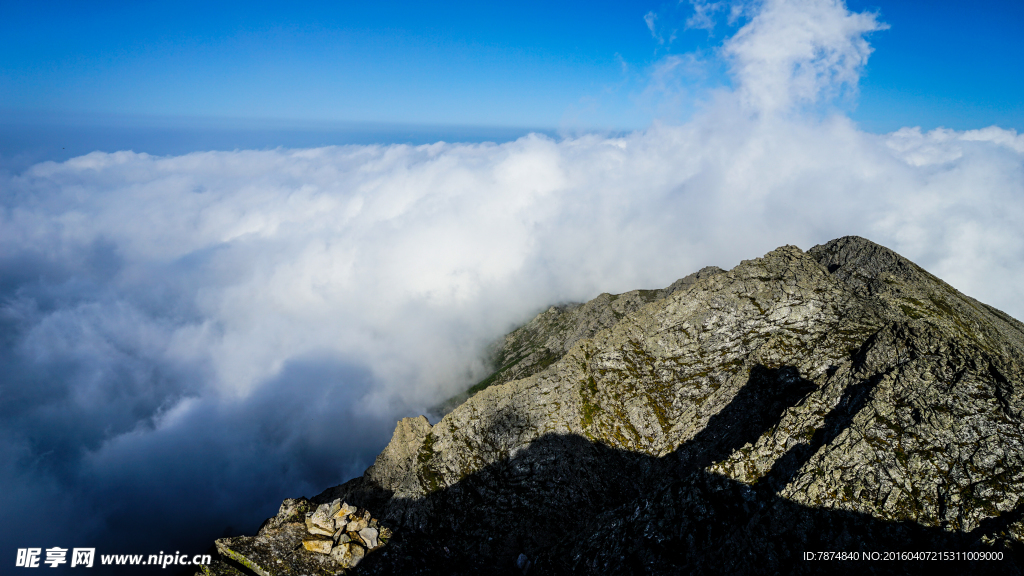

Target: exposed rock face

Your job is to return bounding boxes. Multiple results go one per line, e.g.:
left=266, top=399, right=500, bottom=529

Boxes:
left=200, top=237, right=1024, bottom=575
left=201, top=499, right=388, bottom=575
left=475, top=264, right=727, bottom=392
left=432, top=265, right=726, bottom=415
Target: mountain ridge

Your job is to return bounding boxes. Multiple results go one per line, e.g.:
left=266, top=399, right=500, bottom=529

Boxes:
left=200, top=236, right=1024, bottom=575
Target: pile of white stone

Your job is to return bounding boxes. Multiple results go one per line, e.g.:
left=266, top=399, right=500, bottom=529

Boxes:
left=301, top=499, right=390, bottom=568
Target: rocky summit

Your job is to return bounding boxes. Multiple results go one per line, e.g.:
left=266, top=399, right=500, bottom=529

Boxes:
left=198, top=236, right=1024, bottom=575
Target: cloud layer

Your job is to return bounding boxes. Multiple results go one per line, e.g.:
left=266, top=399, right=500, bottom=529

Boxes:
left=1, top=0, right=1023, bottom=563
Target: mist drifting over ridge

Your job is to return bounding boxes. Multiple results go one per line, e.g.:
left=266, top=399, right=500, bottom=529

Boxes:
left=2, top=0, right=1024, bottom=561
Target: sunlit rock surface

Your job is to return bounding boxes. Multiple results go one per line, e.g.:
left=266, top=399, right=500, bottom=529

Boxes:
left=201, top=499, right=388, bottom=575
left=200, top=237, right=1024, bottom=575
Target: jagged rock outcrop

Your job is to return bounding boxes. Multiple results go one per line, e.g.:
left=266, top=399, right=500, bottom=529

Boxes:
left=199, top=237, right=1024, bottom=575
left=202, top=499, right=388, bottom=576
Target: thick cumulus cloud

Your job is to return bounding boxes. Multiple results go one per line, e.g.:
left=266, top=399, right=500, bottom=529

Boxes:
left=2, top=0, right=1024, bottom=563
left=724, top=0, right=887, bottom=113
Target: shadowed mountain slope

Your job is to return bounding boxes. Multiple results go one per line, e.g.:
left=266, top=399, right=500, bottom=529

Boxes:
left=200, top=237, right=1024, bottom=575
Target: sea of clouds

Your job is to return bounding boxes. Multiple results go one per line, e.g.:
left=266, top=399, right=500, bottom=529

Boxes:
left=2, top=0, right=1023, bottom=560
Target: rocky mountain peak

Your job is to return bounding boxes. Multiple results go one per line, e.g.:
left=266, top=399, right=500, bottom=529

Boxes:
left=199, top=236, right=1024, bottom=575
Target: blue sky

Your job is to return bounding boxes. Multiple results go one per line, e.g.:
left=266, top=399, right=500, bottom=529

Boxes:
left=1, top=0, right=1021, bottom=140
left=0, top=1, right=658, bottom=128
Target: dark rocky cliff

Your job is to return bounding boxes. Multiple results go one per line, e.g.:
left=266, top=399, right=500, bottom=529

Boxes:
left=200, top=237, right=1024, bottom=575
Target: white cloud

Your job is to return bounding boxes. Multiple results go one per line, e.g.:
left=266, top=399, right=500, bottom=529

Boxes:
left=723, top=0, right=888, bottom=113
left=686, top=0, right=727, bottom=32
left=5, top=108, right=1022, bottom=417
left=645, top=11, right=662, bottom=43
left=1, top=0, right=1022, bottom=556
